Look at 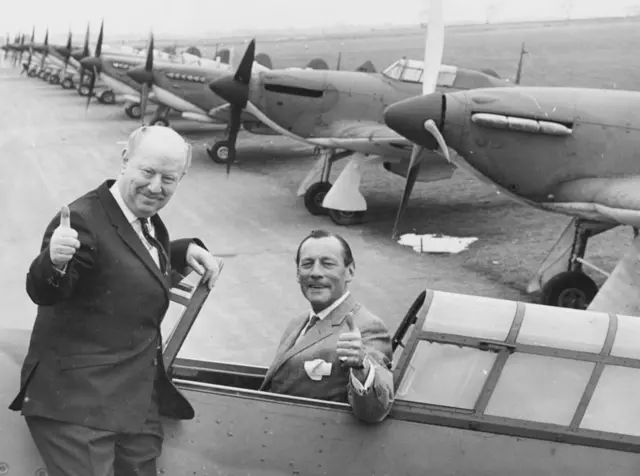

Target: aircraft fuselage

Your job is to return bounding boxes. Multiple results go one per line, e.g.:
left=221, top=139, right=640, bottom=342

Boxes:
left=248, top=68, right=510, bottom=139
left=147, top=63, right=230, bottom=114
left=441, top=87, right=640, bottom=202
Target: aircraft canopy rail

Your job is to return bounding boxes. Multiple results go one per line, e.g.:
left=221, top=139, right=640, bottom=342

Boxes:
left=382, top=58, right=457, bottom=87
left=392, top=289, right=640, bottom=452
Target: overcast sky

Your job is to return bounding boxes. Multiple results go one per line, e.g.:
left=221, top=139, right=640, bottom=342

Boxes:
left=3, top=0, right=640, bottom=42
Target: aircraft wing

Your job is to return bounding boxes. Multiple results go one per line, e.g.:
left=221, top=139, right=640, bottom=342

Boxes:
left=310, top=120, right=414, bottom=156
left=542, top=176, right=640, bottom=228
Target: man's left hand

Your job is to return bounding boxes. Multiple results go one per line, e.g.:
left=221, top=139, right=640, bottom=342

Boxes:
left=186, top=243, right=224, bottom=289
left=337, top=316, right=370, bottom=380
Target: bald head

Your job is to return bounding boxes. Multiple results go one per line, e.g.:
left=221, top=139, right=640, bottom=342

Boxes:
left=116, top=125, right=193, bottom=218
left=123, top=125, right=192, bottom=175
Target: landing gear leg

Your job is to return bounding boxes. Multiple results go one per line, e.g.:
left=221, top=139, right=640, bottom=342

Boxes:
left=149, top=106, right=171, bottom=127
left=302, top=149, right=354, bottom=216
left=538, top=219, right=615, bottom=309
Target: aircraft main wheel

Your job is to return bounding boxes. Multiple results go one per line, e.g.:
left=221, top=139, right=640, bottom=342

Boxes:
left=303, top=182, right=332, bottom=216
left=28, top=69, right=37, bottom=77
left=327, top=209, right=365, bottom=226
left=42, top=72, right=50, bottom=81
left=150, top=117, right=170, bottom=127
left=61, top=78, right=74, bottom=89
left=539, top=271, right=598, bottom=309
left=207, top=141, right=236, bottom=164
left=49, top=74, right=60, bottom=85
left=78, top=85, right=90, bottom=96
left=98, top=90, right=116, bottom=104
left=125, top=103, right=141, bottom=119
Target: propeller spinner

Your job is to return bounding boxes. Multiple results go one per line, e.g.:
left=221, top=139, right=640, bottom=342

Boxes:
left=207, top=38, right=256, bottom=176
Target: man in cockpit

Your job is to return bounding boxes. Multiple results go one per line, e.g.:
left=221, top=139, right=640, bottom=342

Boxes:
left=260, top=229, right=394, bottom=423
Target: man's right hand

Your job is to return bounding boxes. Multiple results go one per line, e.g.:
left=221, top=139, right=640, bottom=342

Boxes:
left=49, top=205, right=80, bottom=269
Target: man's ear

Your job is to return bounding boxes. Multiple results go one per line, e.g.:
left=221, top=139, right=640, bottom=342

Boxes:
left=345, top=262, right=355, bottom=282
left=120, top=149, right=129, bottom=173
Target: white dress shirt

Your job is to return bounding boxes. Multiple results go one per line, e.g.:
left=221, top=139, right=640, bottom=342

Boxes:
left=300, top=290, right=376, bottom=394
left=109, top=183, right=160, bottom=268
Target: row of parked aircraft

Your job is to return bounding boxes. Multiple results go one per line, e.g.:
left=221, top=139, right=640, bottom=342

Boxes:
left=3, top=8, right=639, bottom=316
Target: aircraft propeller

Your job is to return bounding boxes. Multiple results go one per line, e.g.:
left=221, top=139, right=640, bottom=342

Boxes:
left=126, top=32, right=156, bottom=125
left=17, top=34, right=25, bottom=69
left=38, top=29, right=49, bottom=74
left=77, top=23, right=91, bottom=86
left=80, top=20, right=104, bottom=111
left=19, top=27, right=34, bottom=75
left=2, top=33, right=9, bottom=60
left=207, top=38, right=256, bottom=176
left=390, top=0, right=447, bottom=239
left=61, top=30, right=73, bottom=77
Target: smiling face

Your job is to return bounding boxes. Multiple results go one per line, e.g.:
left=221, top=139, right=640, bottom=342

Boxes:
left=117, top=126, right=190, bottom=218
left=297, top=236, right=355, bottom=313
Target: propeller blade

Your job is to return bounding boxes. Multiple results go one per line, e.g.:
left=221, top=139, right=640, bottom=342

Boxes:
left=78, top=24, right=91, bottom=87
left=208, top=38, right=256, bottom=176
left=95, top=20, right=104, bottom=58
left=391, top=145, right=423, bottom=239
left=86, top=66, right=98, bottom=110
left=141, top=31, right=155, bottom=125
left=63, top=30, right=72, bottom=77
left=392, top=0, right=444, bottom=238
left=140, top=83, right=149, bottom=125
left=421, top=0, right=444, bottom=96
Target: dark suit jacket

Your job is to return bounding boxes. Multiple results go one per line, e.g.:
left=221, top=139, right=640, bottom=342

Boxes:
left=9, top=179, right=206, bottom=433
left=260, top=294, right=395, bottom=423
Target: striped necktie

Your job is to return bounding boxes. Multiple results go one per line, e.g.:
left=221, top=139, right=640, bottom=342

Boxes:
left=139, top=218, right=168, bottom=275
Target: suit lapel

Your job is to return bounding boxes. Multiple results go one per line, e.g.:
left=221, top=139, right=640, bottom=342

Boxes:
left=263, top=295, right=359, bottom=387
left=97, top=181, right=170, bottom=293
left=262, top=315, right=307, bottom=386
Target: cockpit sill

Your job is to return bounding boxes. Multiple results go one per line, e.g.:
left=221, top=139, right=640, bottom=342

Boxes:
left=169, top=355, right=640, bottom=454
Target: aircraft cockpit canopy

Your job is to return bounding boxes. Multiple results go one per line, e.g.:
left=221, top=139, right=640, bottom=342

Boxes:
left=392, top=289, right=640, bottom=450
left=382, top=58, right=457, bottom=87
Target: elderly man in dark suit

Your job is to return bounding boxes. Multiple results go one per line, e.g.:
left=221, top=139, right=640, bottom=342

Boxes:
left=9, top=125, right=222, bottom=476
left=260, top=230, right=394, bottom=423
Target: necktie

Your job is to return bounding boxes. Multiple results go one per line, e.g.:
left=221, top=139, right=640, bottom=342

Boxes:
left=139, top=218, right=168, bottom=275
left=304, top=315, right=320, bottom=335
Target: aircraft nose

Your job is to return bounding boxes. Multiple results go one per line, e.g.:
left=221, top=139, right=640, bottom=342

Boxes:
left=71, top=49, right=86, bottom=61
left=127, top=65, right=153, bottom=85
left=80, top=56, right=101, bottom=70
left=384, top=92, right=445, bottom=150
left=208, top=74, right=247, bottom=106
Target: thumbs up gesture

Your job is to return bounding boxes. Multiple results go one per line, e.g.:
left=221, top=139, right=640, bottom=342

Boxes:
left=49, top=205, right=80, bottom=269
left=337, top=315, right=368, bottom=371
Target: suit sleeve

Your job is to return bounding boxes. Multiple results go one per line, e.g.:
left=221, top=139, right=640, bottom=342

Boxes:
left=169, top=237, right=208, bottom=281
left=347, top=315, right=395, bottom=424
left=26, top=209, right=97, bottom=306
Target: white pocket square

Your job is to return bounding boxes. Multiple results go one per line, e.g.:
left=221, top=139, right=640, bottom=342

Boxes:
left=304, top=359, right=333, bottom=381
